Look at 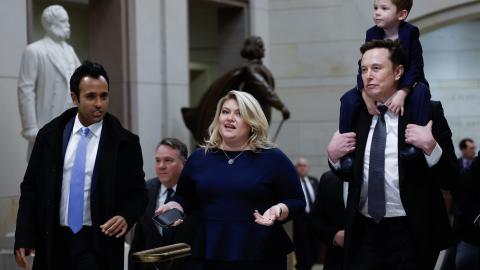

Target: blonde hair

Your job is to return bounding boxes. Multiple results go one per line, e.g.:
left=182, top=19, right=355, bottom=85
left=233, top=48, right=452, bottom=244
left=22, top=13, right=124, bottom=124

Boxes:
left=202, top=90, right=275, bottom=152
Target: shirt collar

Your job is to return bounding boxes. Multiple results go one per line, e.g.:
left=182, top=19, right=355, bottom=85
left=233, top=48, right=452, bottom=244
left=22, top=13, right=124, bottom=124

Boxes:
left=73, top=114, right=103, bottom=138
left=161, top=184, right=177, bottom=195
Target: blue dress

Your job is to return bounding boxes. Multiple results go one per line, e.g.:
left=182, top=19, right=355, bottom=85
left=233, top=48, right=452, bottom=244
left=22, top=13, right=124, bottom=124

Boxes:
left=173, top=147, right=305, bottom=263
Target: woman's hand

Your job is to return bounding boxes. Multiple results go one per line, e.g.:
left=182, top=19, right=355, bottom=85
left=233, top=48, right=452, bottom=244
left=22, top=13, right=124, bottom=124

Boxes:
left=155, top=201, right=185, bottom=227
left=253, top=203, right=288, bottom=226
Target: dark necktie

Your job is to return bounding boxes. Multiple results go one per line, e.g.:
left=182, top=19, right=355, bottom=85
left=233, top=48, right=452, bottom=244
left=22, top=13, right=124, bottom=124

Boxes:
left=164, top=188, right=174, bottom=204
left=68, top=127, right=90, bottom=233
left=162, top=188, right=175, bottom=241
left=301, top=178, right=313, bottom=213
left=368, top=105, right=388, bottom=223
left=464, top=159, right=472, bottom=170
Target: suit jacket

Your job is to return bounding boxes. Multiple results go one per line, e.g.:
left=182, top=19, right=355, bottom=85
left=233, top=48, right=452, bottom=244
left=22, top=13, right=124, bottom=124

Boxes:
left=357, top=21, right=428, bottom=90
left=17, top=36, right=80, bottom=154
left=293, top=176, right=320, bottom=269
left=453, top=153, right=480, bottom=246
left=331, top=101, right=459, bottom=269
left=311, top=171, right=345, bottom=270
left=15, top=107, right=148, bottom=270
left=129, top=178, right=199, bottom=270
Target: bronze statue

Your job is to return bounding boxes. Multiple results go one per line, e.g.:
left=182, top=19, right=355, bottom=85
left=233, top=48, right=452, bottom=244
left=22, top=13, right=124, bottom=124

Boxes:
left=182, top=36, right=290, bottom=143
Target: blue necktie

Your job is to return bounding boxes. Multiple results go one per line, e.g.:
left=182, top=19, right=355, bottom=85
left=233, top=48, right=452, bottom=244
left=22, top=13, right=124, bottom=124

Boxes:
left=68, top=127, right=90, bottom=233
left=368, top=105, right=387, bottom=223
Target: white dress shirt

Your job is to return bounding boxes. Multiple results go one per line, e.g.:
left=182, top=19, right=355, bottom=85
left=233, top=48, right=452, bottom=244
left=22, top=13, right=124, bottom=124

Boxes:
left=360, top=110, right=442, bottom=218
left=330, top=110, right=443, bottom=218
left=60, top=115, right=103, bottom=226
left=155, top=184, right=177, bottom=234
left=300, top=177, right=316, bottom=213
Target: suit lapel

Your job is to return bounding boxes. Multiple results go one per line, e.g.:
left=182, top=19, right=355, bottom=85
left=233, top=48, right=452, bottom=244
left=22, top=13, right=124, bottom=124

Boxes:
left=355, top=108, right=372, bottom=180
left=90, top=115, right=121, bottom=224
left=148, top=181, right=161, bottom=219
left=398, top=103, right=410, bottom=188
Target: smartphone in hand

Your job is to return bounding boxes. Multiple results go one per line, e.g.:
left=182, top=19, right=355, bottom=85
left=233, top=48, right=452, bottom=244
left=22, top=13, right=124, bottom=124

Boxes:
left=152, top=208, right=185, bottom=227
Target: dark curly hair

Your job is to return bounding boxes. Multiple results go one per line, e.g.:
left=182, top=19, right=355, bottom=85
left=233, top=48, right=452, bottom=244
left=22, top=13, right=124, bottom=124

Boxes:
left=70, top=60, right=110, bottom=100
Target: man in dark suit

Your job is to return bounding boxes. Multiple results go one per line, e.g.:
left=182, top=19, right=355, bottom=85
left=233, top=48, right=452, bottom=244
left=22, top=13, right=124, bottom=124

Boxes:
left=452, top=140, right=480, bottom=269
left=311, top=171, right=346, bottom=270
left=129, top=137, right=194, bottom=270
left=458, top=139, right=476, bottom=172
left=441, top=138, right=477, bottom=270
left=327, top=39, right=459, bottom=270
left=14, top=61, right=148, bottom=270
left=293, top=158, right=320, bottom=270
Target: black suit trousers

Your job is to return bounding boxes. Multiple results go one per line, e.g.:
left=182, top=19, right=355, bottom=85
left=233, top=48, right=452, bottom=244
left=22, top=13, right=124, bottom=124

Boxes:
left=57, top=226, right=98, bottom=270
left=347, top=215, right=438, bottom=270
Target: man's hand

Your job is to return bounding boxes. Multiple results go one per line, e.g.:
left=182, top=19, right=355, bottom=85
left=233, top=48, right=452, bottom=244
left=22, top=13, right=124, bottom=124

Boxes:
left=405, top=120, right=436, bottom=155
left=327, top=131, right=356, bottom=163
left=15, top=248, right=35, bottom=269
left=100, top=216, right=128, bottom=238
left=333, top=230, right=345, bottom=248
left=154, top=202, right=185, bottom=227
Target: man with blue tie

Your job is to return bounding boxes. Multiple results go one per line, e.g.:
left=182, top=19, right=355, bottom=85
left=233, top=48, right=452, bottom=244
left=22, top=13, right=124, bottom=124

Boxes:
left=327, top=40, right=459, bottom=270
left=14, top=61, right=148, bottom=270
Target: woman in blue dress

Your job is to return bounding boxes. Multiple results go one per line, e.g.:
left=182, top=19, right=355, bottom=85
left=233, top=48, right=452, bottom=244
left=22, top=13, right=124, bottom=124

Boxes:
left=157, top=90, right=305, bottom=269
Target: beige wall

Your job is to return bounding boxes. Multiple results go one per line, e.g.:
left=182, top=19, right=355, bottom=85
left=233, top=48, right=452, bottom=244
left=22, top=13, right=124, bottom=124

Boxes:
left=422, top=18, right=480, bottom=154
left=267, top=0, right=480, bottom=177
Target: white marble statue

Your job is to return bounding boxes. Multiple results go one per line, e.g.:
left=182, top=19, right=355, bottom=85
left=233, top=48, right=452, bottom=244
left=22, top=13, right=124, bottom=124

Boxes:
left=17, top=5, right=80, bottom=156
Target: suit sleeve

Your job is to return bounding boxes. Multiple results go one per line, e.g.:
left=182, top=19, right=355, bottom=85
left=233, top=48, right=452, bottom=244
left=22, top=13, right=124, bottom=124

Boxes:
left=399, top=26, right=424, bottom=89
left=14, top=130, right=44, bottom=249
left=272, top=149, right=306, bottom=221
left=429, top=102, right=460, bottom=190
left=173, top=152, right=201, bottom=215
left=311, top=173, right=343, bottom=245
left=117, top=136, right=148, bottom=229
